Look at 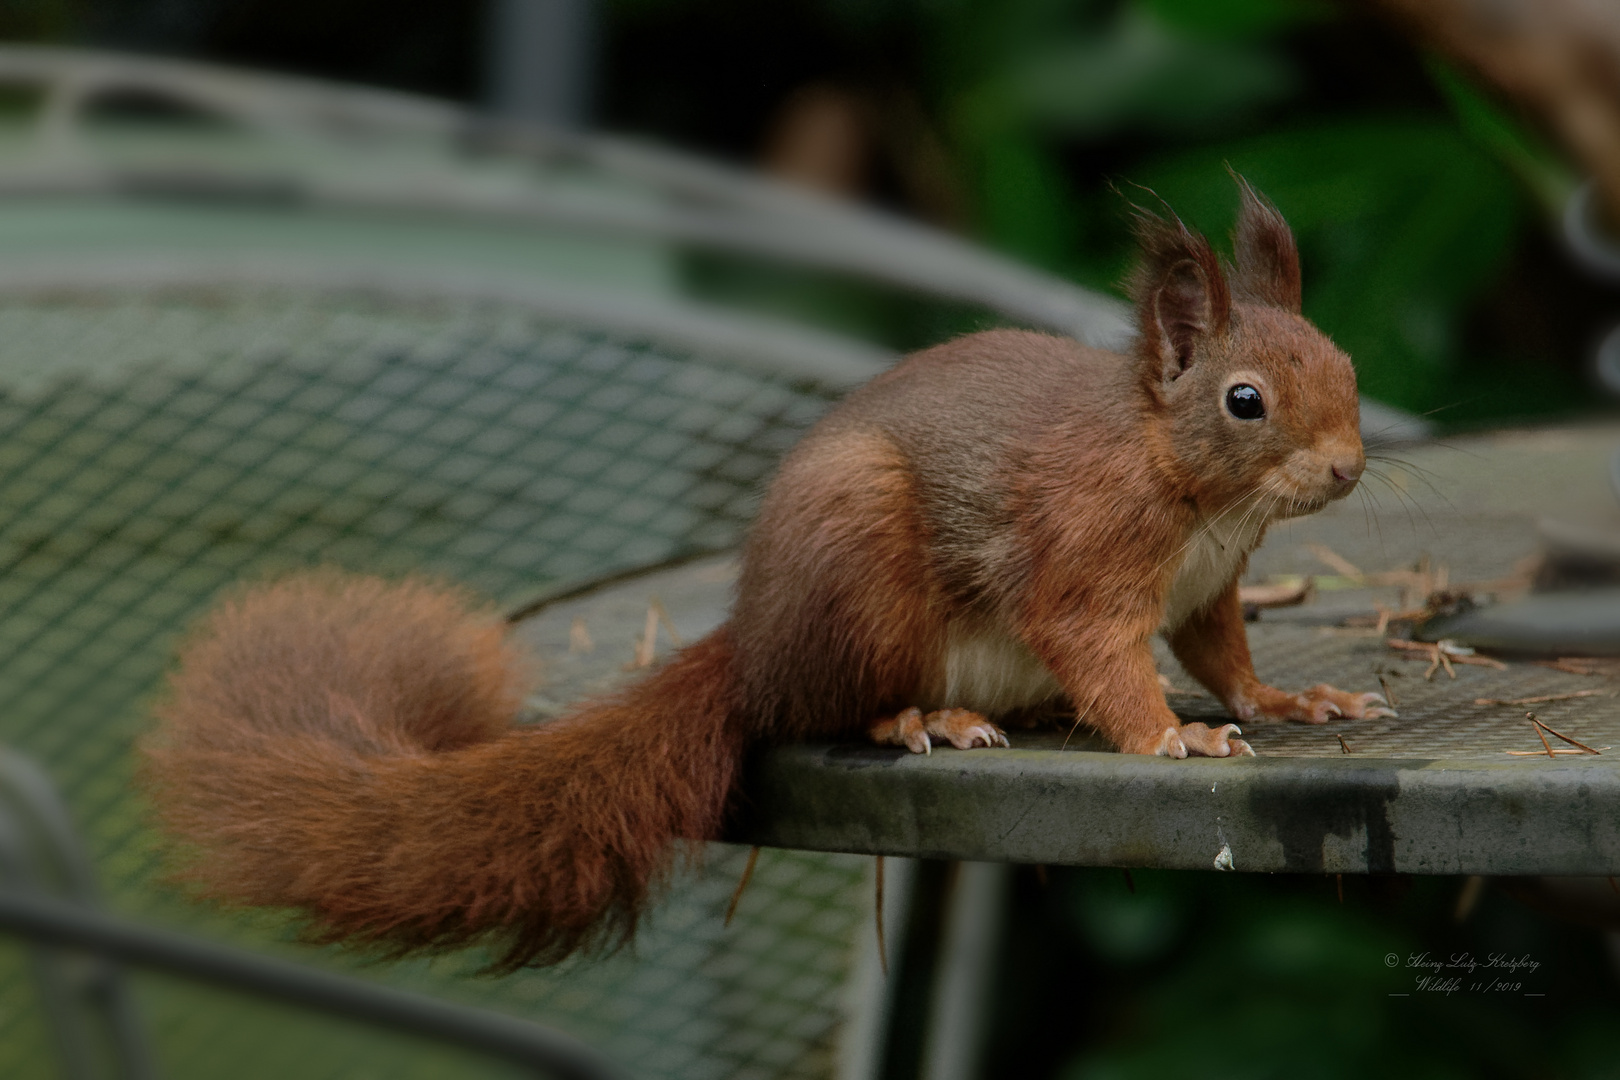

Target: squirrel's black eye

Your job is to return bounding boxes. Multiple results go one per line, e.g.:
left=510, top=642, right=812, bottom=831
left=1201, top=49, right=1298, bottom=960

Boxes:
left=1225, top=384, right=1265, bottom=420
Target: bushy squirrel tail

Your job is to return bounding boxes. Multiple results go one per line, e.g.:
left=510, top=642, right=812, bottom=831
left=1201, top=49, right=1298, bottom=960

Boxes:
left=143, top=571, right=746, bottom=970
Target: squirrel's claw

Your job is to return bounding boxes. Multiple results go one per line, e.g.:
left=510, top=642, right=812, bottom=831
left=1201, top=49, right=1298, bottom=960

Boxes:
left=1131, top=724, right=1250, bottom=758
left=868, top=707, right=931, bottom=754
left=923, top=708, right=1007, bottom=751
left=1149, top=726, right=1189, bottom=758
left=868, top=707, right=1007, bottom=754
left=1355, top=692, right=1399, bottom=720
left=1177, top=722, right=1254, bottom=758
left=1241, top=683, right=1397, bottom=725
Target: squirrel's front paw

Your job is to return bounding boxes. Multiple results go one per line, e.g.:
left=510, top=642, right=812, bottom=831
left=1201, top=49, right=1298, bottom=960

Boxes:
left=1126, top=723, right=1253, bottom=758
left=1239, top=683, right=1395, bottom=724
left=868, top=707, right=1009, bottom=755
left=1177, top=721, right=1255, bottom=757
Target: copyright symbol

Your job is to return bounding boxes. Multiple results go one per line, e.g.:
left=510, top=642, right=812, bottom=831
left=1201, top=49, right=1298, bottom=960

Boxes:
left=1384, top=953, right=1399, bottom=968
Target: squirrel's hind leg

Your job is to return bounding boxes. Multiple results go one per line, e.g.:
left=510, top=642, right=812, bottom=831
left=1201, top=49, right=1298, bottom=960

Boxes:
left=868, top=707, right=1009, bottom=755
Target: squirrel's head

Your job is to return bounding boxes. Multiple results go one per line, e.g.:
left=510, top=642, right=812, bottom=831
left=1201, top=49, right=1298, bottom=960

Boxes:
left=1129, top=176, right=1363, bottom=520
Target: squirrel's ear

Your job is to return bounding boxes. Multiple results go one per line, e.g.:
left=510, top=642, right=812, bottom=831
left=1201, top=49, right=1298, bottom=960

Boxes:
left=1231, top=176, right=1301, bottom=312
left=1130, top=208, right=1229, bottom=384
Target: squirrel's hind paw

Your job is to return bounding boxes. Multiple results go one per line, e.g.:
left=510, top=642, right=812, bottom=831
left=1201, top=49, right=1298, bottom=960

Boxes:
left=868, top=707, right=1008, bottom=754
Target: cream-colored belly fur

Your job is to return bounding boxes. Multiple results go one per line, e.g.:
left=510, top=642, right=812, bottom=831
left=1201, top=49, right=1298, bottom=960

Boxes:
left=920, top=513, right=1263, bottom=716
left=917, top=621, right=1061, bottom=715
left=1158, top=510, right=1266, bottom=632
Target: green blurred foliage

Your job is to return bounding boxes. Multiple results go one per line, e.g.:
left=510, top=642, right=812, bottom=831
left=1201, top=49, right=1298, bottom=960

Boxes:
left=987, top=867, right=1620, bottom=1080
left=913, top=0, right=1577, bottom=421
left=0, top=0, right=81, bottom=41
left=606, top=0, right=1599, bottom=425
left=1129, top=118, right=1524, bottom=410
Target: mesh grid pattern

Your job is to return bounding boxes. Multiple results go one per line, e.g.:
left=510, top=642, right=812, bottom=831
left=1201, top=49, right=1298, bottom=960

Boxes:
left=1157, top=624, right=1619, bottom=758
left=0, top=286, right=867, bottom=1080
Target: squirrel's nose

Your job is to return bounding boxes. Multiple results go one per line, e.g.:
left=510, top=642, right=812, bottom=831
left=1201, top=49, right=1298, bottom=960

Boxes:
left=1330, top=458, right=1363, bottom=490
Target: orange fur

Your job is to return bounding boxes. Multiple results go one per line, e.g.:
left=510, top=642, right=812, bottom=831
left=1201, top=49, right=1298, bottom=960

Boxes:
left=145, top=572, right=744, bottom=971
left=731, top=427, right=947, bottom=739
left=144, top=178, right=1380, bottom=965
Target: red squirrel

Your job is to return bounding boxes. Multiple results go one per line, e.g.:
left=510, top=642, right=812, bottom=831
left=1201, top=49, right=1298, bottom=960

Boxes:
left=144, top=179, right=1391, bottom=970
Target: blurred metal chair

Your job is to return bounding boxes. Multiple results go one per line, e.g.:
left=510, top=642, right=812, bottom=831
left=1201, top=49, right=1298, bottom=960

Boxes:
left=0, top=748, right=153, bottom=1080
left=0, top=44, right=1130, bottom=348
left=0, top=748, right=621, bottom=1080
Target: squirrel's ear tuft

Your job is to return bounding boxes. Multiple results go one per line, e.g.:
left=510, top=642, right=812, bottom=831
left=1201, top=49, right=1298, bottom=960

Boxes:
left=1230, top=175, right=1301, bottom=312
left=1129, top=204, right=1230, bottom=384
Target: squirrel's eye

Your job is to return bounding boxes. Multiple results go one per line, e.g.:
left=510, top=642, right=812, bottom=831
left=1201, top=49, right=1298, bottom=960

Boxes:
left=1225, top=384, right=1265, bottom=420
